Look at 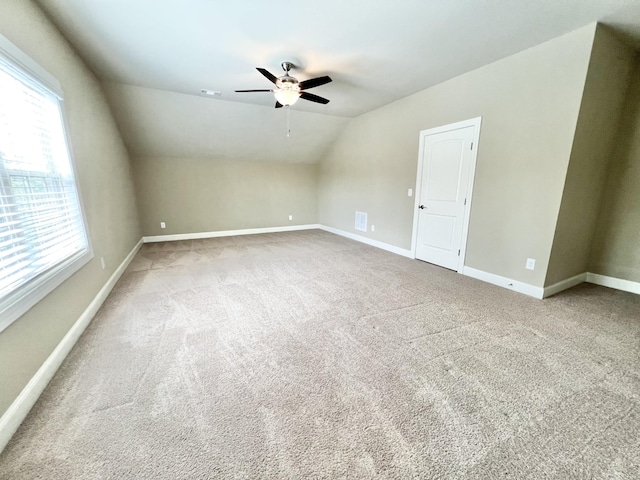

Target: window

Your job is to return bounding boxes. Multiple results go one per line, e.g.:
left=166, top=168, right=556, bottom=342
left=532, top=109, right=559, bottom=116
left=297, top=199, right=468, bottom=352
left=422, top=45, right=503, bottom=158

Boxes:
left=0, top=34, right=91, bottom=332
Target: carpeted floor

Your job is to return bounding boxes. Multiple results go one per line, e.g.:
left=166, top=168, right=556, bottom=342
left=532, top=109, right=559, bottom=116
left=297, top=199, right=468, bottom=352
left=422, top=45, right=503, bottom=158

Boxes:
left=1, top=230, right=639, bottom=479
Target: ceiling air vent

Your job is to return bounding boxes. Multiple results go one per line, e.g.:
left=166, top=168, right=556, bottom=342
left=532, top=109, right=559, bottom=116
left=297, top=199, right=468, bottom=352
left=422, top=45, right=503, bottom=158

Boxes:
left=355, top=211, right=367, bottom=232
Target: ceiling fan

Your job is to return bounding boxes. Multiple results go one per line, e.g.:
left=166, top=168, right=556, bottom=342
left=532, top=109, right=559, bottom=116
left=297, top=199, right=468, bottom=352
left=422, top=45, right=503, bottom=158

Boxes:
left=235, top=62, right=332, bottom=108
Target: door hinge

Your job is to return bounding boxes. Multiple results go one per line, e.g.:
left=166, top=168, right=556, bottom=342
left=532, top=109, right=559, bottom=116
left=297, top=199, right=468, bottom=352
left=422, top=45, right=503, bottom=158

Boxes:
left=458, top=250, right=461, bottom=256
left=470, top=142, right=473, bottom=150
left=464, top=198, right=467, bottom=206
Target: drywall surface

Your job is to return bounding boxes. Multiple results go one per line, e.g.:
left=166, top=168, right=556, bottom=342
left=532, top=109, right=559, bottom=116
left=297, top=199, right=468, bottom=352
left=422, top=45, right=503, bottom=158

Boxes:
left=546, top=26, right=635, bottom=287
left=134, top=156, right=318, bottom=236
left=102, top=82, right=351, bottom=165
left=589, top=58, right=640, bottom=283
left=319, top=25, right=596, bottom=287
left=0, top=1, right=140, bottom=416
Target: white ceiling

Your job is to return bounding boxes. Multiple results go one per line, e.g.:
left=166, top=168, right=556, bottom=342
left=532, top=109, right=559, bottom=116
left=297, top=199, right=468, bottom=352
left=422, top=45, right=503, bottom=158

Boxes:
left=36, top=0, right=640, bottom=118
left=34, top=1, right=640, bottom=164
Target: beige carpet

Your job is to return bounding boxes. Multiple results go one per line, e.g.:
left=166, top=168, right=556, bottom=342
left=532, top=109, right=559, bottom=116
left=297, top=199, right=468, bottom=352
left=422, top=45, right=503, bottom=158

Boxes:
left=1, top=230, right=639, bottom=479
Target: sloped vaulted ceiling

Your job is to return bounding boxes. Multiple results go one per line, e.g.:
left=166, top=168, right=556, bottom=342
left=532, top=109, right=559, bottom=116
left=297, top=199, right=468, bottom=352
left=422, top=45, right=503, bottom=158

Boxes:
left=101, top=82, right=350, bottom=164
left=36, top=0, right=640, bottom=164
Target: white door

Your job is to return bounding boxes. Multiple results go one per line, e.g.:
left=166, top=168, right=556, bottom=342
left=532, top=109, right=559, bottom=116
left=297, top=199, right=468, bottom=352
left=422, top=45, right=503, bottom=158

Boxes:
left=415, top=121, right=478, bottom=271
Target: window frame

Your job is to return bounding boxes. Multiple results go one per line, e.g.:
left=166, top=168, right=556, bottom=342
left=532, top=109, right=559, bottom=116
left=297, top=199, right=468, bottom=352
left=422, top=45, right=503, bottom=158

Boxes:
left=0, top=33, right=93, bottom=333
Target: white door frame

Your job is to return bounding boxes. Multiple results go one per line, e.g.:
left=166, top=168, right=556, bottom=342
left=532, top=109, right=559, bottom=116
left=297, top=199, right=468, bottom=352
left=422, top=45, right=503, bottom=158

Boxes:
left=411, top=117, right=482, bottom=273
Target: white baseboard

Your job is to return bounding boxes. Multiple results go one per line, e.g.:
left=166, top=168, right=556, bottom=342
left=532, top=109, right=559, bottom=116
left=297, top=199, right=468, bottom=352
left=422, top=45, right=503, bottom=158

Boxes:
left=319, top=225, right=413, bottom=258
left=143, top=224, right=321, bottom=243
left=586, top=273, right=640, bottom=295
left=543, top=273, right=588, bottom=298
left=142, top=224, right=415, bottom=260
left=542, top=272, right=640, bottom=297
left=462, top=266, right=544, bottom=299
left=0, top=239, right=143, bottom=454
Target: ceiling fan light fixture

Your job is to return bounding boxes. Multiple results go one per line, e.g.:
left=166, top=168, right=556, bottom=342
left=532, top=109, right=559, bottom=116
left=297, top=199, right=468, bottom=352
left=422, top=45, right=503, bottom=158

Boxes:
left=235, top=62, right=331, bottom=108
left=273, top=89, right=300, bottom=106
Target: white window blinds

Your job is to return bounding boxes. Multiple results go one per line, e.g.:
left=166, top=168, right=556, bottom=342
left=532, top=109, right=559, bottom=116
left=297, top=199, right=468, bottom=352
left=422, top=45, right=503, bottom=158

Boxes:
left=0, top=50, right=89, bottom=328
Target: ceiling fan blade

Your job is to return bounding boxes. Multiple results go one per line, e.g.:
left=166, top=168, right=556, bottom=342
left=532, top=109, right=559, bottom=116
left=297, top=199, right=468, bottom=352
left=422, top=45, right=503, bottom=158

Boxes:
left=235, top=89, right=272, bottom=93
left=300, top=91, right=330, bottom=104
left=257, top=67, right=278, bottom=84
left=298, top=75, right=332, bottom=90
left=275, top=101, right=284, bottom=108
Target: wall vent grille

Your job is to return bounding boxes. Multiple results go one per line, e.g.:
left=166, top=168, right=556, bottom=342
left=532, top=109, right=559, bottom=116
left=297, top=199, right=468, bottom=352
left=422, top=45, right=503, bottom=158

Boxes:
left=355, top=211, right=367, bottom=232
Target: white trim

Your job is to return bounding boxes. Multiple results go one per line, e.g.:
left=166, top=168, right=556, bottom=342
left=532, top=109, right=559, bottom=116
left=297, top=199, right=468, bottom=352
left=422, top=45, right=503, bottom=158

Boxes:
left=0, top=249, right=93, bottom=334
left=543, top=273, right=587, bottom=298
left=143, top=224, right=321, bottom=243
left=458, top=119, right=482, bottom=272
left=411, top=117, right=482, bottom=272
left=0, top=239, right=143, bottom=454
left=0, top=39, right=93, bottom=334
left=319, top=225, right=413, bottom=258
left=415, top=118, right=482, bottom=137
left=462, top=266, right=544, bottom=299
left=0, top=34, right=62, bottom=98
left=586, top=273, right=640, bottom=295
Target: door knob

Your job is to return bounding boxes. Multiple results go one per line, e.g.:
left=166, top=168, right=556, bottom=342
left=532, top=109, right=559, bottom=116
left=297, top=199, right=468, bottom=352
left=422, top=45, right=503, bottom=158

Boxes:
left=419, top=204, right=426, bottom=209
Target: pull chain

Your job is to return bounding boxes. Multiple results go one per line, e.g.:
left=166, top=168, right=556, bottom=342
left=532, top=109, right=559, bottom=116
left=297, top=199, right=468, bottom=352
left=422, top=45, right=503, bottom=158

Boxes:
left=286, top=106, right=291, bottom=137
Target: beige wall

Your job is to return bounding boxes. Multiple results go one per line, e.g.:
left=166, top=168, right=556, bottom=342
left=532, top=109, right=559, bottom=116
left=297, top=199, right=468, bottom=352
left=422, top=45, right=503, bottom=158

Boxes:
left=589, top=58, right=640, bottom=283
left=319, top=25, right=596, bottom=287
left=134, top=157, right=318, bottom=236
left=545, top=26, right=635, bottom=287
left=0, top=1, right=140, bottom=416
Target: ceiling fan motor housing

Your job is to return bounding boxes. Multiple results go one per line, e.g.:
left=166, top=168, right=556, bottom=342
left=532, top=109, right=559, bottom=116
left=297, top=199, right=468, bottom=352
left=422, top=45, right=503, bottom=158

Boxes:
left=276, top=75, right=300, bottom=91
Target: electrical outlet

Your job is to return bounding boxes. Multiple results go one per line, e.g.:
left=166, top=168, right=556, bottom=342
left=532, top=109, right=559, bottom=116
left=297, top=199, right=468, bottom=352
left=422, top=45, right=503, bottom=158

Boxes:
left=289, top=215, right=293, bottom=221
left=100, top=256, right=105, bottom=269
left=526, top=258, right=536, bottom=270
left=371, top=225, right=375, bottom=232
left=160, top=222, right=166, bottom=229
